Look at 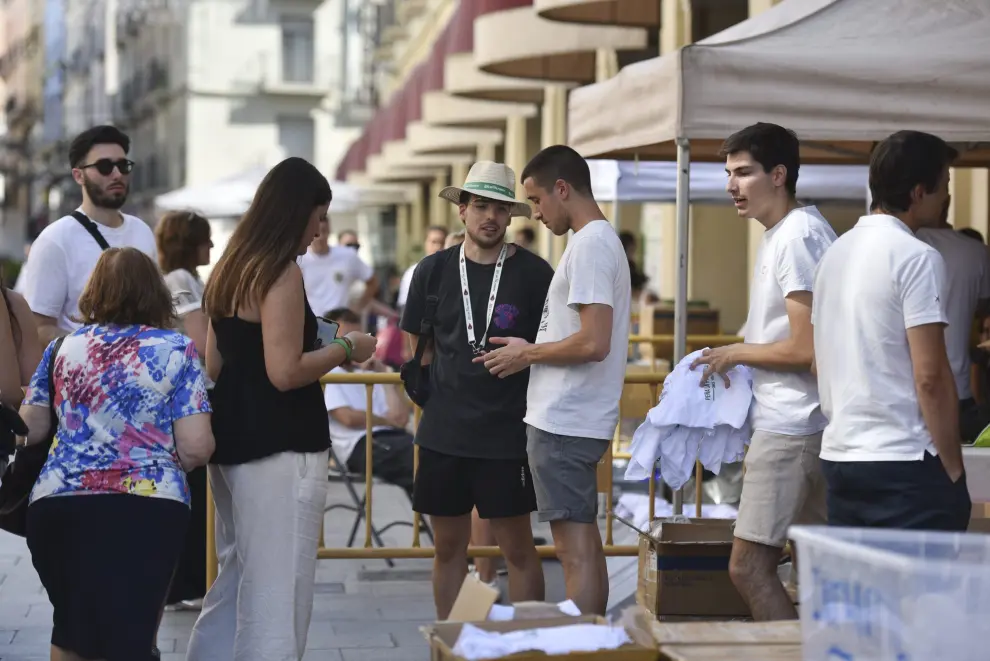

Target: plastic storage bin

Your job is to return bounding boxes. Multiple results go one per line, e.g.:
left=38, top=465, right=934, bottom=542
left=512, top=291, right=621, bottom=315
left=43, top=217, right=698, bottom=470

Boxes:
left=790, top=525, right=990, bottom=661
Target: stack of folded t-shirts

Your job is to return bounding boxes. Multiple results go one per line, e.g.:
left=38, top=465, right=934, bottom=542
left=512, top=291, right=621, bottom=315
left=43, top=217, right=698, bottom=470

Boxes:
left=626, top=348, right=753, bottom=489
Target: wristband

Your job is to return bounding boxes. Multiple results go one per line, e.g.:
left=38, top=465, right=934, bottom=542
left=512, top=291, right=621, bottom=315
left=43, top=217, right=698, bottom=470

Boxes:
left=331, top=337, right=353, bottom=361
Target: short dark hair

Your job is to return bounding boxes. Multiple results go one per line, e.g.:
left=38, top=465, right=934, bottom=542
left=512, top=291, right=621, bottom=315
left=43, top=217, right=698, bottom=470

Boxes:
left=427, top=225, right=448, bottom=238
left=77, top=248, right=175, bottom=329
left=324, top=307, right=361, bottom=324
left=618, top=231, right=636, bottom=252
left=520, top=145, right=593, bottom=197
left=868, top=131, right=958, bottom=213
left=338, top=229, right=357, bottom=242
left=720, top=123, right=800, bottom=196
left=69, top=125, right=130, bottom=168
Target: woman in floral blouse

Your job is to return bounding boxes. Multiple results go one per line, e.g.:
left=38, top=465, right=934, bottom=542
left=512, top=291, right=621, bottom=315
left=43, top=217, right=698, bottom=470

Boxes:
left=19, top=247, right=215, bottom=661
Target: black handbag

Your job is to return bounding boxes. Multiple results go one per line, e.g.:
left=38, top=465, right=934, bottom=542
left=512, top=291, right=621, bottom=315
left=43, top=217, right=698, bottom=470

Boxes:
left=0, top=336, right=64, bottom=536
left=399, top=252, right=452, bottom=407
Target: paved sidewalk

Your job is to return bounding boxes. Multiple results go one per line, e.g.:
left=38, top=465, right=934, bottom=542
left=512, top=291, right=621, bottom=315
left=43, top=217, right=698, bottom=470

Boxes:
left=0, top=481, right=637, bottom=660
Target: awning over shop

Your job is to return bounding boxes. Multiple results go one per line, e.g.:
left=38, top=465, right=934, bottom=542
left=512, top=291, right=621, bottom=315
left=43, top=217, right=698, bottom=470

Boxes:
left=535, top=0, right=661, bottom=27
left=568, top=0, right=990, bottom=165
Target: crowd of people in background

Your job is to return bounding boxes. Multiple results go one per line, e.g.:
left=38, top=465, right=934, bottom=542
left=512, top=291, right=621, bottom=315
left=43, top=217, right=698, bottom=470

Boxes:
left=0, top=116, right=987, bottom=661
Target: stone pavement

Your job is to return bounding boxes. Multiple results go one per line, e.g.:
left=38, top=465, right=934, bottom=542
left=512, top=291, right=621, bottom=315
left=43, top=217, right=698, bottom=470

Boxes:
left=0, top=480, right=639, bottom=660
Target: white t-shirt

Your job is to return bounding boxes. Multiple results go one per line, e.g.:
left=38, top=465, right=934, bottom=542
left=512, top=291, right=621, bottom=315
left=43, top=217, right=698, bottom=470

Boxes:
left=744, top=206, right=836, bottom=435
left=298, top=247, right=374, bottom=317
left=164, top=269, right=205, bottom=317
left=18, top=210, right=157, bottom=331
left=525, top=220, right=631, bottom=440
left=397, top=262, right=417, bottom=307
left=812, top=214, right=948, bottom=462
left=916, top=227, right=990, bottom=400
left=323, top=367, right=391, bottom=464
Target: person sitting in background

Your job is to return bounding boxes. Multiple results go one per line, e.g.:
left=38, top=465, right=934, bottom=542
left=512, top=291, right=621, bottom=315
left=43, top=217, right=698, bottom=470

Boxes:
left=323, top=307, right=414, bottom=497
left=20, top=247, right=214, bottom=661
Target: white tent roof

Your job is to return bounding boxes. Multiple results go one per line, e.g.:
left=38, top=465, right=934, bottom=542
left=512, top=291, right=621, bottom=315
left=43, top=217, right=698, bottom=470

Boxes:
left=154, top=165, right=410, bottom=218
left=588, top=160, right=867, bottom=204
left=569, top=0, right=990, bottom=165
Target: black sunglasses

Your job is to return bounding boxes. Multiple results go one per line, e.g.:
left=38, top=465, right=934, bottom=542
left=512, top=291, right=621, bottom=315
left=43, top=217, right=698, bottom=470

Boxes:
left=343, top=242, right=360, bottom=250
left=79, top=158, right=135, bottom=176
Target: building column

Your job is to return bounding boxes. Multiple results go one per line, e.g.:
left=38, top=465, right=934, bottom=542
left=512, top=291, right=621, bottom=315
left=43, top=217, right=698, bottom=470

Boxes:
left=396, top=203, right=411, bottom=269
left=410, top=184, right=426, bottom=261
left=449, top=161, right=469, bottom=229
left=502, top=115, right=536, bottom=250
left=477, top=142, right=497, bottom=163
left=429, top=169, right=448, bottom=229
left=542, top=85, right=569, bottom=265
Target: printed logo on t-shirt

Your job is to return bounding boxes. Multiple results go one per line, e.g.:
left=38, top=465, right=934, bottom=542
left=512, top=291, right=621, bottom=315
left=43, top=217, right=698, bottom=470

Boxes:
left=703, top=374, right=717, bottom=402
left=334, top=271, right=345, bottom=283
left=538, top=297, right=550, bottom=332
left=493, top=303, right=520, bottom=329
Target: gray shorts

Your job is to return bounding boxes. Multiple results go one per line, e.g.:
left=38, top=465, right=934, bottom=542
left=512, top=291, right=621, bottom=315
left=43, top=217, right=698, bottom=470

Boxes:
left=526, top=425, right=610, bottom=524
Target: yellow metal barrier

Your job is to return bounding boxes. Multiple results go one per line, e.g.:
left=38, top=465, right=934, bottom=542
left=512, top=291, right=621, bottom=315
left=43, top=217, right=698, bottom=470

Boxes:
left=205, top=334, right=741, bottom=588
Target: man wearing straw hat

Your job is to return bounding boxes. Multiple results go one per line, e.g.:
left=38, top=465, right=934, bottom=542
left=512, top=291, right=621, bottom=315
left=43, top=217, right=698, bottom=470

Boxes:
left=400, top=161, right=553, bottom=619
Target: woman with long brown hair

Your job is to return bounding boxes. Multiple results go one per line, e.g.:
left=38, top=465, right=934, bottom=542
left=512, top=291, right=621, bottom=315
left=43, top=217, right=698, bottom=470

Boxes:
left=187, top=158, right=376, bottom=661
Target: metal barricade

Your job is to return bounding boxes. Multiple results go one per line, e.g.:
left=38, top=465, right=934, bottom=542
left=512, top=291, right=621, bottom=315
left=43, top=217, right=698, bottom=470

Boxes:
left=204, top=334, right=741, bottom=587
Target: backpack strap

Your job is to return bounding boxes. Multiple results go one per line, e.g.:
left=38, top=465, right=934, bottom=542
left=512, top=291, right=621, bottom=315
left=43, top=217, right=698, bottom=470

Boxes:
left=70, top=211, right=111, bottom=251
left=413, top=250, right=454, bottom=363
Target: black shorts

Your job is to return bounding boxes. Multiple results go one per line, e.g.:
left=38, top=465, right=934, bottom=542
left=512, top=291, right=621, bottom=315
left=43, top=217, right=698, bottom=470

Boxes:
left=413, top=446, right=537, bottom=519
left=822, top=452, right=971, bottom=532
left=27, top=493, right=189, bottom=661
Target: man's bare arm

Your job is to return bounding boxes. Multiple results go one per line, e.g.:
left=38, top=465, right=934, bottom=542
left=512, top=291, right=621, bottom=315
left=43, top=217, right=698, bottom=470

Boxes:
left=907, top=322, right=963, bottom=480
left=726, top=291, right=815, bottom=372
left=526, top=303, right=612, bottom=366
left=33, top=313, right=68, bottom=346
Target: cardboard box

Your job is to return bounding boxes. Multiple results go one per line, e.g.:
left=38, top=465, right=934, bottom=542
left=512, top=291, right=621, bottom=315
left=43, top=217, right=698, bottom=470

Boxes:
left=650, top=620, right=801, bottom=646
left=636, top=519, right=750, bottom=617
left=659, top=644, right=802, bottom=661
left=428, top=613, right=659, bottom=661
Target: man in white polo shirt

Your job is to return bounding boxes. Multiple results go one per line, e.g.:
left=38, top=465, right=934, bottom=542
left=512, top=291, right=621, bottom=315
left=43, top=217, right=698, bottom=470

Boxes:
left=691, top=123, right=836, bottom=621
left=917, top=198, right=990, bottom=441
left=813, top=130, right=969, bottom=532
left=18, top=125, right=157, bottom=344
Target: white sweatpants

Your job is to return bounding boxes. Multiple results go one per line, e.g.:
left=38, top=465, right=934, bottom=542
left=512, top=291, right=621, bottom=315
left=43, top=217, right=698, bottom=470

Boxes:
left=186, top=450, right=329, bottom=661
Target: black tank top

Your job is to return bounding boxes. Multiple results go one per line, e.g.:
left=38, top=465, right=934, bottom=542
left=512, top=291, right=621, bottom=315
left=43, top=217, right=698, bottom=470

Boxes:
left=209, top=298, right=330, bottom=464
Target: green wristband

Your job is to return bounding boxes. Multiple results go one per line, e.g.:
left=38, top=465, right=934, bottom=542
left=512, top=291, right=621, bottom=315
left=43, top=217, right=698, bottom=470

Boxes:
left=331, top=337, right=353, bottom=360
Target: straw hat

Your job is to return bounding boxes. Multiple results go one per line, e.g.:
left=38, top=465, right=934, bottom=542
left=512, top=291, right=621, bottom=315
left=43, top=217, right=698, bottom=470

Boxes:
left=438, top=161, right=532, bottom=218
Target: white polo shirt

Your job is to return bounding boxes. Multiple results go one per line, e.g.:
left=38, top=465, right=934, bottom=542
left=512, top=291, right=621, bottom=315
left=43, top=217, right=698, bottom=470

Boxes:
left=812, top=214, right=948, bottom=462
left=916, top=226, right=990, bottom=400
left=745, top=206, right=836, bottom=436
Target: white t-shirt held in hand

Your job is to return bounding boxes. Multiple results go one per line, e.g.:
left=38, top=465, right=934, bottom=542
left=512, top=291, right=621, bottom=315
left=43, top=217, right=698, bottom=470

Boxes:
left=299, top=247, right=374, bottom=317
left=18, top=210, right=157, bottom=331
left=525, top=220, right=631, bottom=441
left=745, top=206, right=836, bottom=436
left=813, top=214, right=948, bottom=462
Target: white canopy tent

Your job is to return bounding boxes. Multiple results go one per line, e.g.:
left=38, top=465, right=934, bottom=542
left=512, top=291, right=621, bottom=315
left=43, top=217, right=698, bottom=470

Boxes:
left=154, top=165, right=410, bottom=218
left=587, top=160, right=867, bottom=204
left=569, top=0, right=990, bottom=514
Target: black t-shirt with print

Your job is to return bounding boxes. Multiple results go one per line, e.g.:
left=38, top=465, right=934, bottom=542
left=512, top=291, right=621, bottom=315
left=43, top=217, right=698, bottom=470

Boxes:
left=400, top=244, right=554, bottom=460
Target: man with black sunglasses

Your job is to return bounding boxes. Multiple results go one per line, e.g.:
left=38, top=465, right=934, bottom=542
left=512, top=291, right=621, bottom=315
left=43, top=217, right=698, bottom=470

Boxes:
left=18, top=125, right=158, bottom=344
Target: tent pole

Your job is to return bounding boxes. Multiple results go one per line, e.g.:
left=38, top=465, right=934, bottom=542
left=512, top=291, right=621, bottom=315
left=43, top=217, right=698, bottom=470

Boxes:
left=672, top=138, right=691, bottom=517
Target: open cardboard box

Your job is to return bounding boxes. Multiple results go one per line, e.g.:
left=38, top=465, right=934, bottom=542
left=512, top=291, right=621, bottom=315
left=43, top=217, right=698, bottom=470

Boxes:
left=632, top=517, right=750, bottom=618
left=425, top=576, right=660, bottom=660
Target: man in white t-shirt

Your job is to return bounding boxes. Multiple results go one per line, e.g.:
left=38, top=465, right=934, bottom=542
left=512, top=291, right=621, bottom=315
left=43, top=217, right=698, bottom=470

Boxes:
left=917, top=198, right=990, bottom=440
left=397, top=226, right=448, bottom=308
left=18, top=125, right=157, bottom=344
left=477, top=146, right=630, bottom=616
left=691, top=123, right=836, bottom=621
left=813, top=130, right=969, bottom=532
left=322, top=308, right=414, bottom=496
left=299, top=216, right=379, bottom=316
